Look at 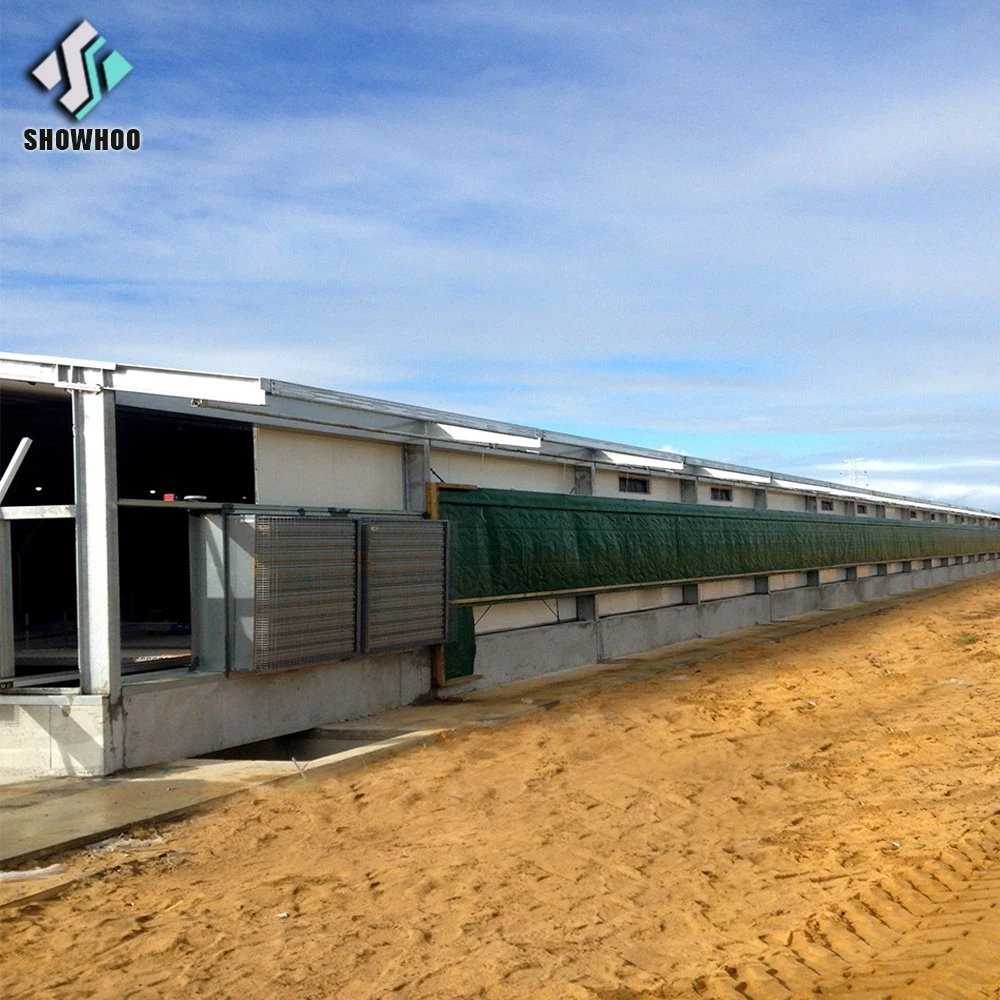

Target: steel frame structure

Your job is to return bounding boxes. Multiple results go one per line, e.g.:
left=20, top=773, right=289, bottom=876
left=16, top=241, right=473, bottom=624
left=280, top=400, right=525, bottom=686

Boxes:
left=1, top=349, right=998, bottom=697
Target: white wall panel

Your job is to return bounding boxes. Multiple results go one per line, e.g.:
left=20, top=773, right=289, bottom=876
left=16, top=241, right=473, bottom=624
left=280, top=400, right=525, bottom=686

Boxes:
left=593, top=470, right=680, bottom=501
left=768, top=491, right=804, bottom=512
left=699, top=577, right=756, bottom=601
left=428, top=450, right=573, bottom=493
left=697, top=483, right=756, bottom=507
left=255, top=427, right=404, bottom=508
left=819, top=567, right=847, bottom=584
left=472, top=598, right=576, bottom=634
left=596, top=585, right=684, bottom=617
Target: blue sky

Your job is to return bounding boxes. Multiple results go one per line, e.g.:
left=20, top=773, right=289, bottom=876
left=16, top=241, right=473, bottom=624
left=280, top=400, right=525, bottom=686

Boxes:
left=2, top=1, right=998, bottom=509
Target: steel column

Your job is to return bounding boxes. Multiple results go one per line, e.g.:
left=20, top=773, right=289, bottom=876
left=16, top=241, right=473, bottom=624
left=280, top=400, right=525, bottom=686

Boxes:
left=0, top=520, right=13, bottom=678
left=402, top=442, right=430, bottom=512
left=72, top=386, right=121, bottom=697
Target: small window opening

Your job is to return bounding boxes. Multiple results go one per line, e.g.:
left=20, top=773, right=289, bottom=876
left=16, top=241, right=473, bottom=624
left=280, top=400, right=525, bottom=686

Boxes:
left=857, top=504, right=867, bottom=515
left=710, top=487, right=733, bottom=502
left=821, top=499, right=834, bottom=511
left=619, top=475, right=650, bottom=494
left=909, top=510, right=918, bottom=519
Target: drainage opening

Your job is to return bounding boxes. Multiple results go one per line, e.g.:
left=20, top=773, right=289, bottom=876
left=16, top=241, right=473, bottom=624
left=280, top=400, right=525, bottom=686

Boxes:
left=194, top=727, right=411, bottom=762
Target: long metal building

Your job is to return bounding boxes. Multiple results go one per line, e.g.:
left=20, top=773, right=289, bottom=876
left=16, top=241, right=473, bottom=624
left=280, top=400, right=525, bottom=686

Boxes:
left=2, top=352, right=998, bottom=777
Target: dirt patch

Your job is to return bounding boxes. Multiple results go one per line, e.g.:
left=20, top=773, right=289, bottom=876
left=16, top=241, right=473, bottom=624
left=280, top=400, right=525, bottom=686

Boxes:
left=2, top=577, right=999, bottom=999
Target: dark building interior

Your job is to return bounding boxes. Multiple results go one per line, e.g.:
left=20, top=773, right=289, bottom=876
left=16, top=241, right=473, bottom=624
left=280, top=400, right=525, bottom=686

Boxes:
left=1, top=385, right=254, bottom=675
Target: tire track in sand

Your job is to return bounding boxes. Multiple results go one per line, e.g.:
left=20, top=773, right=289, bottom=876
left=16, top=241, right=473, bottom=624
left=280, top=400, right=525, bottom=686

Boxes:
left=691, top=814, right=1000, bottom=999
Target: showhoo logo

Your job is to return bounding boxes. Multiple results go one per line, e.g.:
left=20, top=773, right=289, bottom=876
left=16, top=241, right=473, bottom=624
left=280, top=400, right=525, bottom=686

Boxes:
left=31, top=20, right=133, bottom=120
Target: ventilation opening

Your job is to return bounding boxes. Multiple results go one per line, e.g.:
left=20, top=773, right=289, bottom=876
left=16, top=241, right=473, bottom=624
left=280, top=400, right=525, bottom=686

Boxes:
left=618, top=475, right=650, bottom=494
left=193, top=727, right=413, bottom=762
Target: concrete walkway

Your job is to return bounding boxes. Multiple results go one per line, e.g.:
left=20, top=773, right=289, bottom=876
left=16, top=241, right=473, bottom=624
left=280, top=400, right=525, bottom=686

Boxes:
left=0, top=581, right=970, bottom=889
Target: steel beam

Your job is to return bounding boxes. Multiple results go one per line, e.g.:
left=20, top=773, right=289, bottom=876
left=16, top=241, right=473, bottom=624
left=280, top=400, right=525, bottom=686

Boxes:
left=0, top=353, right=265, bottom=406
left=0, top=504, right=75, bottom=520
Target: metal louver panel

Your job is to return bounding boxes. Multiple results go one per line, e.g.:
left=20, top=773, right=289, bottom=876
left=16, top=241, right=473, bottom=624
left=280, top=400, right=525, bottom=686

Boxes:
left=253, top=517, right=357, bottom=670
left=362, top=520, right=448, bottom=654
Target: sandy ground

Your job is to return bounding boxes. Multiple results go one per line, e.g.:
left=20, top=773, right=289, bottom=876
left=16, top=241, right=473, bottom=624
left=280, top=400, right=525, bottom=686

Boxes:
left=3, top=577, right=999, bottom=999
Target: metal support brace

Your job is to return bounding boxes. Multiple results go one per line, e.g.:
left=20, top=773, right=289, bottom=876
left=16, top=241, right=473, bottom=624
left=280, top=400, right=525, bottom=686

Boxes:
left=72, top=385, right=121, bottom=698
left=0, top=438, right=33, bottom=504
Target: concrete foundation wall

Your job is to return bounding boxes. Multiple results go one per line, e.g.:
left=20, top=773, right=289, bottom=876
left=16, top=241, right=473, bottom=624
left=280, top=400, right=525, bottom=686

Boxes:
left=474, top=620, right=599, bottom=687
left=0, top=696, right=116, bottom=778
left=698, top=593, right=770, bottom=635
left=469, top=563, right=999, bottom=691
left=597, top=604, right=701, bottom=661
left=120, top=650, right=430, bottom=770
left=770, top=586, right=821, bottom=620
left=818, top=580, right=861, bottom=610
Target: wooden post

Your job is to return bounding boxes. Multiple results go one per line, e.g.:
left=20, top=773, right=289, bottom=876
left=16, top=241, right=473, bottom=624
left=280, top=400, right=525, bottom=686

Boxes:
left=425, top=481, right=440, bottom=520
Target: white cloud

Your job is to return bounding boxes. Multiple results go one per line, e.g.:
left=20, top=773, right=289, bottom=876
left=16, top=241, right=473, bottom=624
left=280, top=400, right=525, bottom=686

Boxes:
left=2, top=0, right=997, bottom=511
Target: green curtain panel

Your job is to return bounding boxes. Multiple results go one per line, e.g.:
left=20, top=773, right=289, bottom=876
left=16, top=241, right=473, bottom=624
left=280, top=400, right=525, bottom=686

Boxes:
left=440, top=488, right=998, bottom=602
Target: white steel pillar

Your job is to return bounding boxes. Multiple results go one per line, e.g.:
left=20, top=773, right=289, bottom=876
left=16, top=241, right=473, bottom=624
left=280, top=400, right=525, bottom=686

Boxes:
left=0, top=520, right=13, bottom=678
left=72, top=383, right=121, bottom=698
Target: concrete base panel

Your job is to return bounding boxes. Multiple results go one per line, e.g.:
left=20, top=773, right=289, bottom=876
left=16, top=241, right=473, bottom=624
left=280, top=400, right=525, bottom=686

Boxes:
left=474, top=620, right=599, bottom=688
left=857, top=576, right=892, bottom=602
left=770, top=587, right=821, bottom=621
left=699, top=594, right=770, bottom=636
left=0, top=697, right=115, bottom=778
left=818, top=580, right=861, bottom=611
left=598, top=604, right=699, bottom=661
left=119, top=650, right=431, bottom=771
